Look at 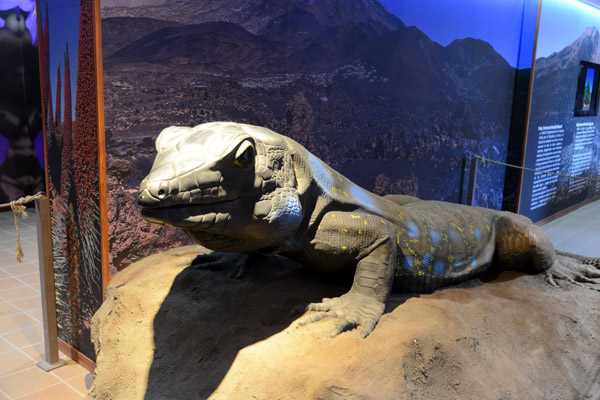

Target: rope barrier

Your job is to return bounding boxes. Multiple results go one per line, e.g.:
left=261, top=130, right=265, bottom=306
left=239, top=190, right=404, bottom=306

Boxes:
left=1, top=192, right=46, bottom=263
left=473, top=155, right=600, bottom=183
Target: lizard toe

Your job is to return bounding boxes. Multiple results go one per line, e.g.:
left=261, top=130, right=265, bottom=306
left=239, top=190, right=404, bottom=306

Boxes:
left=298, top=311, right=338, bottom=326
left=299, top=292, right=385, bottom=337
left=330, top=318, right=359, bottom=337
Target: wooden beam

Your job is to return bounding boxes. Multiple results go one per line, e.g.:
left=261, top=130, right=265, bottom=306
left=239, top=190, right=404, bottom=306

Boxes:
left=93, top=0, right=111, bottom=294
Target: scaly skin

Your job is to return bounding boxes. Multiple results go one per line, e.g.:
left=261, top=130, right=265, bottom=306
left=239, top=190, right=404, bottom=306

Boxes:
left=138, top=122, right=600, bottom=338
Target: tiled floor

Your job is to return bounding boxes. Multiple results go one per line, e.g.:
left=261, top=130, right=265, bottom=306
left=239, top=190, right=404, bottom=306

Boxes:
left=0, top=209, right=91, bottom=400
left=540, top=199, right=600, bottom=257
left=0, top=199, right=597, bottom=399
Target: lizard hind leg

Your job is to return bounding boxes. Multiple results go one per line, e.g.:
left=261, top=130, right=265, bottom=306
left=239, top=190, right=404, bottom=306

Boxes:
left=495, top=215, right=600, bottom=292
left=494, top=214, right=556, bottom=274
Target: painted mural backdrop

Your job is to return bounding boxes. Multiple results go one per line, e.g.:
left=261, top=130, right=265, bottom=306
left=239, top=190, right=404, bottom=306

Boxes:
left=520, top=0, right=600, bottom=222
left=101, top=0, right=527, bottom=270
left=39, top=0, right=103, bottom=361
left=0, top=0, right=44, bottom=203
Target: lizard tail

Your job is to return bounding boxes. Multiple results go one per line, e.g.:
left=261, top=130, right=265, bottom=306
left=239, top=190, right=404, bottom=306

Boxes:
left=556, top=250, right=600, bottom=268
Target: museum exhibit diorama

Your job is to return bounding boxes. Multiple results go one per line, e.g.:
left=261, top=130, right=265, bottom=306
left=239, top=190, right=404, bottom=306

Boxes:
left=1, top=0, right=600, bottom=398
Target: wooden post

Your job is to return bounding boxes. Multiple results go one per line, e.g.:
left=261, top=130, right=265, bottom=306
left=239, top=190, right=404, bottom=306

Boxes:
left=35, top=196, right=66, bottom=371
left=467, top=157, right=479, bottom=206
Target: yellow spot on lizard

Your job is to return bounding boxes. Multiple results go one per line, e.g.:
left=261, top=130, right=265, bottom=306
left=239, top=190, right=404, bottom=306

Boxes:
left=450, top=222, right=464, bottom=232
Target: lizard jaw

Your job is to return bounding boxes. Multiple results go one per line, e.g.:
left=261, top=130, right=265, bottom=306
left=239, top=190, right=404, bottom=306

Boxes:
left=140, top=198, right=238, bottom=231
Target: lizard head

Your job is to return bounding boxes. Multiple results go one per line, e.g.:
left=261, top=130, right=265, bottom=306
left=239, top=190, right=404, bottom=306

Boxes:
left=138, top=122, right=304, bottom=252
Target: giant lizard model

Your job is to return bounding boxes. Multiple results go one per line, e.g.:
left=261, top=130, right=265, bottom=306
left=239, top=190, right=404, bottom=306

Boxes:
left=138, top=122, right=600, bottom=338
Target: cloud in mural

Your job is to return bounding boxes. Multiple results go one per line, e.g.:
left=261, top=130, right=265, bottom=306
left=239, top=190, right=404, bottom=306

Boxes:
left=0, top=134, right=9, bottom=168
left=0, top=0, right=37, bottom=44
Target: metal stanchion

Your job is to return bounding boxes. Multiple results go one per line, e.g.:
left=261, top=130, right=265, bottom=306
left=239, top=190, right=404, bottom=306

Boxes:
left=34, top=196, right=66, bottom=371
left=467, top=156, right=478, bottom=206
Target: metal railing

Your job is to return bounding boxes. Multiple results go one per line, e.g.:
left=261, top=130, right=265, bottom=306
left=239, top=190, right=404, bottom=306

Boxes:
left=467, top=155, right=600, bottom=206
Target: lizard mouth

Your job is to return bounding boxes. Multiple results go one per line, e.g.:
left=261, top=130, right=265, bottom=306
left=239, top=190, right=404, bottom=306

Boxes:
left=140, top=197, right=238, bottom=230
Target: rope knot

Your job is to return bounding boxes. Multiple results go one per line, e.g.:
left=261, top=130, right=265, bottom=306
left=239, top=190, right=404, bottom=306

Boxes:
left=7, top=192, right=45, bottom=264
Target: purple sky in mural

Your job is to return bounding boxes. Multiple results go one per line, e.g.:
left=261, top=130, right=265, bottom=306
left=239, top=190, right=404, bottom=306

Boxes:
left=0, top=134, right=8, bottom=167
left=379, top=0, right=528, bottom=68
left=40, top=0, right=79, bottom=121
left=34, top=130, right=44, bottom=169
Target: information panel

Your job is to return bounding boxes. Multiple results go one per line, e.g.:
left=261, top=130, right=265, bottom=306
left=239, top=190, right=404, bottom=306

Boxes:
left=530, top=124, right=564, bottom=210
left=518, top=1, right=600, bottom=222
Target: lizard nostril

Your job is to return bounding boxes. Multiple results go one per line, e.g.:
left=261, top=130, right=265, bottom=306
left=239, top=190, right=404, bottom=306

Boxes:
left=158, top=189, right=166, bottom=198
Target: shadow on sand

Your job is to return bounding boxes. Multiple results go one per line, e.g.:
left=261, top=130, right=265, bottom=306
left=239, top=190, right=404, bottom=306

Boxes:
left=142, top=252, right=352, bottom=399
left=141, top=249, right=540, bottom=399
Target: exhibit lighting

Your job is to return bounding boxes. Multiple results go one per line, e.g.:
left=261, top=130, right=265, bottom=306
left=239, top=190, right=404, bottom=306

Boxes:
left=0, top=0, right=37, bottom=44
left=572, top=0, right=600, bottom=14
left=580, top=0, right=600, bottom=10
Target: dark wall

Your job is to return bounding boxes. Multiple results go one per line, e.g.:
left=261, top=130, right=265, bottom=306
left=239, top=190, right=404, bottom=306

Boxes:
left=0, top=5, right=44, bottom=204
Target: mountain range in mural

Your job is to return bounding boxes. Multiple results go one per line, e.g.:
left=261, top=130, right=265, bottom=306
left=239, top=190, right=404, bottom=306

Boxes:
left=101, top=0, right=518, bottom=269
left=532, top=27, right=600, bottom=120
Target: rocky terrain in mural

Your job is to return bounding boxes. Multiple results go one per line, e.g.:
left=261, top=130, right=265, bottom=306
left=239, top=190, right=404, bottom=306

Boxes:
left=101, top=0, right=517, bottom=270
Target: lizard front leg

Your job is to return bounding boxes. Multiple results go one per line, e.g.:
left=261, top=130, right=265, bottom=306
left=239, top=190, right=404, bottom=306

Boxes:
left=299, top=237, right=395, bottom=338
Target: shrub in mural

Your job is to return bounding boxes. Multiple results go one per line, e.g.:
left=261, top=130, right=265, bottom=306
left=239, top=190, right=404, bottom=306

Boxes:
left=39, top=0, right=102, bottom=361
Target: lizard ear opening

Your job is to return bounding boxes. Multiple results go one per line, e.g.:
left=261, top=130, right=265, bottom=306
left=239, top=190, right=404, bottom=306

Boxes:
left=233, top=140, right=255, bottom=168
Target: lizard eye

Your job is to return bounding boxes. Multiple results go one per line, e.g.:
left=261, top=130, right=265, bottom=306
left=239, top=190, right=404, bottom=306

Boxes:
left=234, top=142, right=254, bottom=168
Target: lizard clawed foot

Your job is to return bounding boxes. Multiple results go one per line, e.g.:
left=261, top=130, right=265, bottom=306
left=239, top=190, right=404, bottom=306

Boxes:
left=297, top=292, right=385, bottom=338
left=547, top=258, right=600, bottom=292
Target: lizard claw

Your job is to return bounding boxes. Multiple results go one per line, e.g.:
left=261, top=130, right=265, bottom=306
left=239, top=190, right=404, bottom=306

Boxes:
left=297, top=292, right=385, bottom=338
left=545, top=271, right=560, bottom=288
left=548, top=258, right=600, bottom=293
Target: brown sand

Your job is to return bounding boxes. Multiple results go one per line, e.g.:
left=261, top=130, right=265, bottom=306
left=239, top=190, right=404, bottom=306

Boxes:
left=86, top=246, right=600, bottom=400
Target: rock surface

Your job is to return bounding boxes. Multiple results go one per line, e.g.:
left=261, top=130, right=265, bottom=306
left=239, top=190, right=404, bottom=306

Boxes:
left=86, top=246, right=600, bottom=400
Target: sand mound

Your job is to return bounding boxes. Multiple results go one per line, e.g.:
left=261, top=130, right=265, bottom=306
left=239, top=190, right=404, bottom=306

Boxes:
left=86, top=246, right=600, bottom=400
